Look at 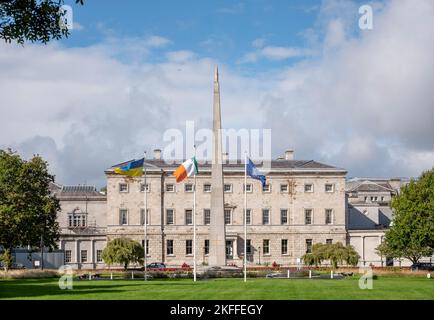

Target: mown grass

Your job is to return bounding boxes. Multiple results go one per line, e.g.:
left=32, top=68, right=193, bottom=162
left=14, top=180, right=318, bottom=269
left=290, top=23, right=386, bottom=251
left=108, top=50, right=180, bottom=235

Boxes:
left=0, top=275, right=433, bottom=300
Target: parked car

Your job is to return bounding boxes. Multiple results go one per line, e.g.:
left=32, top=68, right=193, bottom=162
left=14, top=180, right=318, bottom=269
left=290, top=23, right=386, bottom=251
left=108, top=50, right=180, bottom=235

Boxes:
left=411, top=262, right=434, bottom=271
left=145, top=262, right=166, bottom=269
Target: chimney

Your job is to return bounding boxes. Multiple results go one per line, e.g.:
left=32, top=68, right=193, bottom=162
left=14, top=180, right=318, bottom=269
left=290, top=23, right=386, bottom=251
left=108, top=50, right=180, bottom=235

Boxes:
left=153, top=149, right=161, bottom=160
left=285, top=149, right=294, bottom=160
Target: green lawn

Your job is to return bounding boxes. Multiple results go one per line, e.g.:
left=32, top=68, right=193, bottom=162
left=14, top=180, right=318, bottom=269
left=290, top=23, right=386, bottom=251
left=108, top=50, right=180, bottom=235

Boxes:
left=0, top=276, right=433, bottom=300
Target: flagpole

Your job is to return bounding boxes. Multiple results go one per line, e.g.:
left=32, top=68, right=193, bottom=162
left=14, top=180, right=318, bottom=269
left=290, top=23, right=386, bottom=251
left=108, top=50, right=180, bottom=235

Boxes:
left=244, top=152, right=247, bottom=282
left=193, top=145, right=197, bottom=282
left=144, top=151, right=148, bottom=281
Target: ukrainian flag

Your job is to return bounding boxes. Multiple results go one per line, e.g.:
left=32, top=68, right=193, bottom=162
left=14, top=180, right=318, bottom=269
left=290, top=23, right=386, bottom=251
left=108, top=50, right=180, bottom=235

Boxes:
left=114, top=158, right=144, bottom=177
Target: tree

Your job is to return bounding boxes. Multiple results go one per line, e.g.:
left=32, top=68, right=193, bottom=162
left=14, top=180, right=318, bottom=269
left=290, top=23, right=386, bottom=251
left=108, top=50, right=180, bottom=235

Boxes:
left=102, top=238, right=144, bottom=270
left=0, top=149, right=60, bottom=271
left=0, top=0, right=84, bottom=44
left=302, top=242, right=360, bottom=269
left=376, top=168, right=434, bottom=264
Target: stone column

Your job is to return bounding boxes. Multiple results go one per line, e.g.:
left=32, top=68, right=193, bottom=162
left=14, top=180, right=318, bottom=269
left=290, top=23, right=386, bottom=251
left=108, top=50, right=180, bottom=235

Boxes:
left=208, top=66, right=226, bottom=267
left=90, top=239, right=94, bottom=267
left=75, top=240, right=79, bottom=266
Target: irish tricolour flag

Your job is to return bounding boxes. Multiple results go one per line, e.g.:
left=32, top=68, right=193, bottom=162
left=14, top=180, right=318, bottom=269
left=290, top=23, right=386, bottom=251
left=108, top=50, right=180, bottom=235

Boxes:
left=173, top=157, right=198, bottom=182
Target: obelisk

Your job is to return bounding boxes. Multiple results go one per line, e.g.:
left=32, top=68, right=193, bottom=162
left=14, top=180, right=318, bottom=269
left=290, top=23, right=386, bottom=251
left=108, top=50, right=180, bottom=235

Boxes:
left=208, top=66, right=226, bottom=267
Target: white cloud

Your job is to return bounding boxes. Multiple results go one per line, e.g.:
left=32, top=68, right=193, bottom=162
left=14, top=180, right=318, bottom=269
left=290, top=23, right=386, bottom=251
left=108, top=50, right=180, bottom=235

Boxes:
left=166, top=50, right=195, bottom=63
left=239, top=45, right=312, bottom=63
left=1, top=0, right=433, bottom=188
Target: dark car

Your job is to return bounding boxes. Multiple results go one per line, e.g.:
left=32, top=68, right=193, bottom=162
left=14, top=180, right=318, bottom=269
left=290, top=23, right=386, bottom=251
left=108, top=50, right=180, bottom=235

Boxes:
left=411, top=262, right=434, bottom=271
left=145, top=262, right=166, bottom=269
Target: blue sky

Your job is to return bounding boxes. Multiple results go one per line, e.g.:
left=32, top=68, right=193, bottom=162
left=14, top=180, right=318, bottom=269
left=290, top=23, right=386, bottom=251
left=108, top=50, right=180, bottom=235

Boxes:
left=1, top=0, right=434, bottom=187
left=61, top=0, right=364, bottom=69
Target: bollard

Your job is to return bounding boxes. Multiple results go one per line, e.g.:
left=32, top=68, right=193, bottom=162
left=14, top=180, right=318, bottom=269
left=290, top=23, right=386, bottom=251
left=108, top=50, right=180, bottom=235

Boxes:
left=331, top=270, right=334, bottom=279
left=132, top=271, right=134, bottom=279
left=287, top=269, right=290, bottom=278
left=309, top=270, right=312, bottom=279
left=89, top=272, right=91, bottom=280
left=110, top=272, right=113, bottom=280
left=428, top=273, right=431, bottom=279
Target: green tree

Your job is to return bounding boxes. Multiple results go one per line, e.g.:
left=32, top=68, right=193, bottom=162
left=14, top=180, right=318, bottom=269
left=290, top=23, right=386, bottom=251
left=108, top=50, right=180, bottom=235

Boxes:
left=0, top=0, right=84, bottom=44
left=0, top=149, right=60, bottom=271
left=302, top=242, right=360, bottom=269
left=102, top=238, right=144, bottom=270
left=376, top=168, right=434, bottom=264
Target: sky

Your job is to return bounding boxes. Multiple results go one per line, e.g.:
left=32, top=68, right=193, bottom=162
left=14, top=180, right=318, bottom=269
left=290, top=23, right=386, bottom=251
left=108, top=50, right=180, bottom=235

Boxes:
left=1, top=0, right=434, bottom=188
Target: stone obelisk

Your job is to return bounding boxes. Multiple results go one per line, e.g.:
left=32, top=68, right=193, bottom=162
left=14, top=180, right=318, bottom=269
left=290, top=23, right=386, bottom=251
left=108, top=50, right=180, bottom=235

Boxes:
left=208, top=66, right=226, bottom=267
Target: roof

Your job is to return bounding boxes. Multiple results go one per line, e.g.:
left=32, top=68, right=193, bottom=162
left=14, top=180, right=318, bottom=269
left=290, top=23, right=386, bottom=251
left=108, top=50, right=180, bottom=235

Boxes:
left=50, top=183, right=106, bottom=200
left=346, top=180, right=395, bottom=193
left=106, top=158, right=346, bottom=174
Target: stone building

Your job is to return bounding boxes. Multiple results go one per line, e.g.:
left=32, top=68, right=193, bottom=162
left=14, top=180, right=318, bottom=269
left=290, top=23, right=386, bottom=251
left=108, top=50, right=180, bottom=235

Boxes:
left=346, top=178, right=411, bottom=266
left=52, top=184, right=107, bottom=269
left=104, top=149, right=347, bottom=267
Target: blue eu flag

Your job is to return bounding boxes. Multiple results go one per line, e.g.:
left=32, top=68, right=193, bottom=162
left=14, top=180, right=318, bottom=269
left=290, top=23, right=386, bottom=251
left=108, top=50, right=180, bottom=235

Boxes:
left=246, top=158, right=266, bottom=187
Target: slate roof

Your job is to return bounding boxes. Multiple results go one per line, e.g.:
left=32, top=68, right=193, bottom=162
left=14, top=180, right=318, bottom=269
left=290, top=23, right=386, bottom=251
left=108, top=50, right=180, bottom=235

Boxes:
left=107, top=158, right=345, bottom=173
left=346, top=180, right=395, bottom=192
left=50, top=183, right=106, bottom=199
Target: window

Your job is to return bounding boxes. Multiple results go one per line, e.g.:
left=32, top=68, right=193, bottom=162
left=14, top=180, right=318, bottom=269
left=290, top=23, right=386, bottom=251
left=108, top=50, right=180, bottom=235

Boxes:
left=203, top=184, right=211, bottom=192
left=185, top=209, right=193, bottom=225
left=224, top=209, right=232, bottom=225
left=186, top=240, right=193, bottom=255
left=165, top=184, right=175, bottom=192
left=305, top=209, right=312, bottom=225
left=364, top=196, right=368, bottom=202
left=281, top=239, right=288, bottom=255
left=80, top=250, right=87, bottom=263
left=325, top=209, right=333, bottom=225
left=184, top=184, right=193, bottom=192
left=262, top=184, right=271, bottom=192
left=224, top=184, right=232, bottom=193
left=306, top=239, right=313, bottom=253
left=204, top=240, right=210, bottom=255
left=262, top=209, right=270, bottom=225
left=245, top=209, right=252, bottom=225
left=246, top=240, right=252, bottom=254
left=96, top=250, right=103, bottom=263
left=325, top=184, right=334, bottom=192
left=140, top=209, right=150, bottom=225
left=166, top=209, right=174, bottom=225
left=119, top=209, right=128, bottom=225
left=243, top=183, right=253, bottom=192
left=204, top=209, right=211, bottom=225
left=326, top=239, right=333, bottom=245
left=304, top=184, right=313, bottom=192
left=381, top=196, right=384, bottom=201
left=141, top=240, right=150, bottom=255
left=280, top=209, right=288, bottom=225
left=167, top=240, right=174, bottom=255
left=263, top=240, right=270, bottom=255
left=119, top=183, right=128, bottom=192
left=280, top=184, right=288, bottom=193
left=68, top=213, right=87, bottom=227
left=140, top=183, right=150, bottom=192
left=371, top=196, right=378, bottom=202
left=65, top=250, right=71, bottom=263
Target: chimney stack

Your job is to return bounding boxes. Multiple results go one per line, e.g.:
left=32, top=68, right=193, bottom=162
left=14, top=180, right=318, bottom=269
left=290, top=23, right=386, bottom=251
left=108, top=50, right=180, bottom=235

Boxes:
left=153, top=149, right=161, bottom=160
left=285, top=149, right=294, bottom=160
